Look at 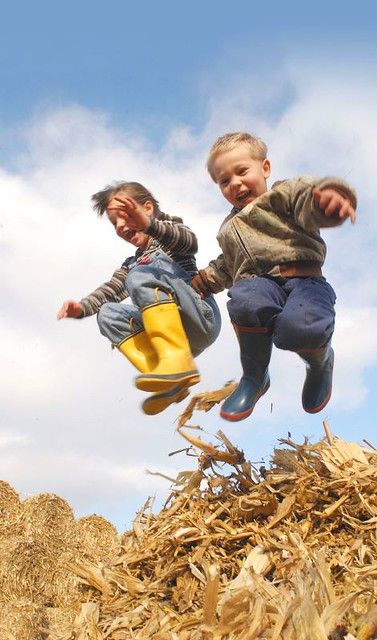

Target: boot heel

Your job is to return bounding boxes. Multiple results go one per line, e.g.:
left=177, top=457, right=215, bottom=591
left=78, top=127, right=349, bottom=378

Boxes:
left=136, top=370, right=200, bottom=392
left=220, top=376, right=270, bottom=422
left=142, top=385, right=190, bottom=415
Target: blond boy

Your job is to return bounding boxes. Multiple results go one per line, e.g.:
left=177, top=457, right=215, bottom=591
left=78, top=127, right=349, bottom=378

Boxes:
left=192, top=132, right=356, bottom=421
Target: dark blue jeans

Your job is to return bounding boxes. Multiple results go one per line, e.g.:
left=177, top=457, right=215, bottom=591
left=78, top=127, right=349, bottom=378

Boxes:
left=227, top=276, right=336, bottom=351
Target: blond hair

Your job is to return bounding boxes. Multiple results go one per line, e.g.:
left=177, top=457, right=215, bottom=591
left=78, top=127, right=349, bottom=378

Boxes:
left=207, top=132, right=268, bottom=180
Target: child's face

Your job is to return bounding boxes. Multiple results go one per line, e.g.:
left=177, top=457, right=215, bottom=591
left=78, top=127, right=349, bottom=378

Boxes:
left=211, top=144, right=271, bottom=209
left=106, top=195, right=152, bottom=249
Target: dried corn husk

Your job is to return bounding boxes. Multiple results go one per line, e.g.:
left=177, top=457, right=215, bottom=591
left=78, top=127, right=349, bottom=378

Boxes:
left=0, top=383, right=376, bottom=639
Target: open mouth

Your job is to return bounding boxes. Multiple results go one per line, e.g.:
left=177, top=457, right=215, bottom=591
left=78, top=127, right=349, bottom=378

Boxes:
left=124, top=230, right=137, bottom=241
left=236, top=190, right=253, bottom=205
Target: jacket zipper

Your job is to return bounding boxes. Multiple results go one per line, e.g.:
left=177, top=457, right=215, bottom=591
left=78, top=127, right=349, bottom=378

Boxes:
left=233, top=222, right=258, bottom=270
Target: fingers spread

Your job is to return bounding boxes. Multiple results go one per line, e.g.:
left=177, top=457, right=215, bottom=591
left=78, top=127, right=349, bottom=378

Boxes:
left=324, top=194, right=343, bottom=216
left=313, top=188, right=356, bottom=223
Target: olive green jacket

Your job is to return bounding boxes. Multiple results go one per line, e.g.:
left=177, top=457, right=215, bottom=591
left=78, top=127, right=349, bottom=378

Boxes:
left=202, top=176, right=357, bottom=293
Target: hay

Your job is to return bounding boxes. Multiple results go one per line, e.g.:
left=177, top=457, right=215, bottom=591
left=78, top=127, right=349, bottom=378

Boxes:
left=0, top=598, right=44, bottom=640
left=0, top=383, right=376, bottom=639
left=43, top=607, right=77, bottom=639
left=21, top=492, right=76, bottom=552
left=0, top=537, right=58, bottom=604
left=76, top=514, right=121, bottom=563
left=0, top=480, right=23, bottom=537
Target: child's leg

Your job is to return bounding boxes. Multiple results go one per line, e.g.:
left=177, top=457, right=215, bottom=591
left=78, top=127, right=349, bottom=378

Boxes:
left=125, top=254, right=198, bottom=392
left=126, top=251, right=221, bottom=355
left=97, top=301, right=189, bottom=414
left=273, top=277, right=335, bottom=352
left=125, top=251, right=221, bottom=391
left=97, top=302, right=156, bottom=371
left=227, top=277, right=287, bottom=328
left=273, top=277, right=336, bottom=413
left=221, top=277, right=286, bottom=421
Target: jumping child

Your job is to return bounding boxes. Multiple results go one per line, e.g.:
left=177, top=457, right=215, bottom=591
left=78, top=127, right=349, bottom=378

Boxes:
left=192, top=132, right=356, bottom=421
left=57, top=181, right=221, bottom=414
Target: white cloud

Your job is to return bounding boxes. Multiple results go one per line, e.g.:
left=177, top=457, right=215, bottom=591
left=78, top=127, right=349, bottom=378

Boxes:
left=1, top=63, right=377, bottom=529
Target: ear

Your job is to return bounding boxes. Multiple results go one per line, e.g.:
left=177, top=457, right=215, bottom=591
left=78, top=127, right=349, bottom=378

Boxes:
left=262, top=159, right=271, bottom=179
left=143, top=200, right=155, bottom=216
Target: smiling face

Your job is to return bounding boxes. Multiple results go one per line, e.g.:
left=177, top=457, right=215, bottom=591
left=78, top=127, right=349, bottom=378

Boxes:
left=106, top=194, right=153, bottom=248
left=210, top=144, right=271, bottom=209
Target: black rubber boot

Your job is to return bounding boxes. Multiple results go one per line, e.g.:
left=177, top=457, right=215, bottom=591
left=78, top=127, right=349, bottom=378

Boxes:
left=299, top=342, right=334, bottom=413
left=220, top=325, right=272, bottom=422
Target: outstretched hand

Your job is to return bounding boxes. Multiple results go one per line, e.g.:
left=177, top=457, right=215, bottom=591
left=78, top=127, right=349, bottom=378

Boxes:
left=113, top=195, right=150, bottom=231
left=57, top=300, right=84, bottom=320
left=313, top=188, right=356, bottom=224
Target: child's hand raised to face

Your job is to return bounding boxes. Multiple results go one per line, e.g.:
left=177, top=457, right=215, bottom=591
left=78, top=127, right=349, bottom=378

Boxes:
left=313, top=188, right=356, bottom=224
left=113, top=195, right=152, bottom=231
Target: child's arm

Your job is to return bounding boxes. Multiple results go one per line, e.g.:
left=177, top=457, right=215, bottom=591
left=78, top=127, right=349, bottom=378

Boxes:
left=271, top=177, right=357, bottom=230
left=114, top=194, right=198, bottom=254
left=57, top=265, right=129, bottom=320
left=192, top=253, right=232, bottom=297
left=146, top=217, right=198, bottom=255
left=295, top=177, right=356, bottom=229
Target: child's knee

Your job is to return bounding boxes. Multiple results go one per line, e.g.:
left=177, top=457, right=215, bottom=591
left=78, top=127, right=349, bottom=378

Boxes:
left=274, top=319, right=329, bottom=351
left=227, top=289, right=265, bottom=326
left=97, top=303, right=116, bottom=335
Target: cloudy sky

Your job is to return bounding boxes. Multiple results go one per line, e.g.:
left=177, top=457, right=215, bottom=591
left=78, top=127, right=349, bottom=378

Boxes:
left=1, top=1, right=377, bottom=531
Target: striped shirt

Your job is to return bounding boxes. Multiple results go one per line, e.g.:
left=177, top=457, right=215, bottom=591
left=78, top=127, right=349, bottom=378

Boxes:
left=80, top=213, right=198, bottom=317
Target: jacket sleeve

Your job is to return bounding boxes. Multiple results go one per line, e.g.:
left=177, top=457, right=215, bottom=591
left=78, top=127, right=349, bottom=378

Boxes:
left=146, top=218, right=198, bottom=254
left=200, top=253, right=233, bottom=293
left=271, top=176, right=357, bottom=231
left=79, top=265, right=130, bottom=317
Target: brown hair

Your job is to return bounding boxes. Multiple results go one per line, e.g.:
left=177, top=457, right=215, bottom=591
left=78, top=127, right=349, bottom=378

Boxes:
left=91, top=181, right=160, bottom=217
left=207, top=132, right=268, bottom=180
left=91, top=181, right=183, bottom=223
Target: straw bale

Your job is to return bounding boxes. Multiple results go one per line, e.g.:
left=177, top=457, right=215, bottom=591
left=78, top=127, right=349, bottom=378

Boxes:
left=76, top=514, right=121, bottom=563
left=0, top=598, right=44, bottom=640
left=0, top=537, right=58, bottom=604
left=21, top=492, right=76, bottom=552
left=49, top=562, right=84, bottom=609
left=0, top=480, right=23, bottom=537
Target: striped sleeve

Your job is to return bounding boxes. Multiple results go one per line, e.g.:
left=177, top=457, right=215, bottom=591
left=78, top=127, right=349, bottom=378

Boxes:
left=79, top=265, right=129, bottom=317
left=146, top=218, right=198, bottom=255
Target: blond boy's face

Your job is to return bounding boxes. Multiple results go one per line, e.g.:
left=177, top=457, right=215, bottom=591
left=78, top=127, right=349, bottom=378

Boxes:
left=210, top=144, right=271, bottom=209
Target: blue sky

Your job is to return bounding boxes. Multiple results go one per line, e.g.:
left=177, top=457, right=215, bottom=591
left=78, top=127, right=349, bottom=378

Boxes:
left=1, top=1, right=377, bottom=530
left=2, top=2, right=376, bottom=133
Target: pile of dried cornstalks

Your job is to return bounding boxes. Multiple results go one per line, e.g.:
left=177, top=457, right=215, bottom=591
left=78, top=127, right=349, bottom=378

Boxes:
left=0, top=384, right=376, bottom=639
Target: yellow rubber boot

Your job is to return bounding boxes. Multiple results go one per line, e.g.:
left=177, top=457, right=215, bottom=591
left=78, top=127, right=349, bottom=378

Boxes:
left=135, top=301, right=200, bottom=392
left=118, top=330, right=189, bottom=414
left=118, top=330, right=157, bottom=372
left=142, top=385, right=189, bottom=415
